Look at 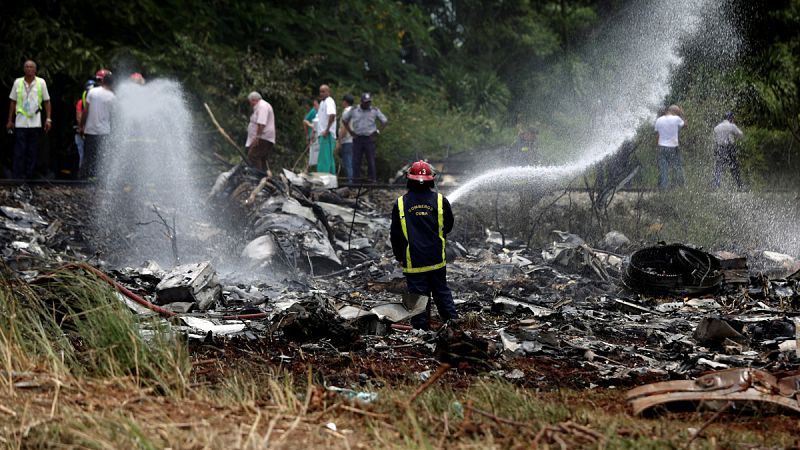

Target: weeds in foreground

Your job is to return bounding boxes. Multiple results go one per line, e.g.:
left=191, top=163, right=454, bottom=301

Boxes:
left=0, top=265, right=189, bottom=394
left=1, top=266, right=798, bottom=449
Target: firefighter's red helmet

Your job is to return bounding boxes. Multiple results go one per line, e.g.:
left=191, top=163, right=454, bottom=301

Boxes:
left=95, top=69, right=111, bottom=80
left=407, top=160, right=435, bottom=181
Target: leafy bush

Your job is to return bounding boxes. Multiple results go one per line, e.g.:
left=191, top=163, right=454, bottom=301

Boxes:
left=370, top=93, right=493, bottom=180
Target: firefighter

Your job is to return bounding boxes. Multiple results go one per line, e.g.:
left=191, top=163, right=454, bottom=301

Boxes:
left=390, top=161, right=458, bottom=329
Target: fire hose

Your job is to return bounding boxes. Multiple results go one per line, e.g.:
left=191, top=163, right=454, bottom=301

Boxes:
left=59, top=262, right=268, bottom=321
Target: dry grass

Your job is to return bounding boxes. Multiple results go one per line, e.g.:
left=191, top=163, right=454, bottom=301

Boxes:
left=1, top=266, right=799, bottom=449
left=3, top=368, right=799, bottom=449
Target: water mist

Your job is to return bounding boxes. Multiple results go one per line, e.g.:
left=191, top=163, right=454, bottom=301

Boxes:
left=93, top=79, right=213, bottom=266
left=449, top=0, right=725, bottom=203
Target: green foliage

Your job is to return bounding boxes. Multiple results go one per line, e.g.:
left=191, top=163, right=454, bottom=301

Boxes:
left=373, top=92, right=488, bottom=178
left=1, top=0, right=798, bottom=179
left=738, top=127, right=798, bottom=188
left=439, top=66, right=511, bottom=121
left=128, top=35, right=321, bottom=168
left=660, top=0, right=800, bottom=188
left=750, top=27, right=800, bottom=145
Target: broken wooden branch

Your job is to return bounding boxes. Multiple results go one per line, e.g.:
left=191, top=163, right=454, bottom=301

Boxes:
left=408, top=363, right=451, bottom=404
left=203, top=102, right=250, bottom=166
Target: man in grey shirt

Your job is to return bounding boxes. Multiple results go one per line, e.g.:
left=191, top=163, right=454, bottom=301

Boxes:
left=343, top=92, right=387, bottom=183
left=712, top=111, right=744, bottom=190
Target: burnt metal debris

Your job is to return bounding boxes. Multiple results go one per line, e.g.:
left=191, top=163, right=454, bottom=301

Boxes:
left=625, top=244, right=723, bottom=295
left=1, top=166, right=799, bottom=417
left=626, top=368, right=800, bottom=415
left=155, top=262, right=222, bottom=311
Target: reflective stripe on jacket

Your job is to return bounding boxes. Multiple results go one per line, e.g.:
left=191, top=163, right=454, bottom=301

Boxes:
left=390, top=190, right=454, bottom=274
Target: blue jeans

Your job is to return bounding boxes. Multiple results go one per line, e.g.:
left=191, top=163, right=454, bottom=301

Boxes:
left=340, top=142, right=353, bottom=181
left=406, top=267, right=458, bottom=329
left=657, top=146, right=684, bottom=190
left=12, top=127, right=41, bottom=179
left=74, top=133, right=85, bottom=169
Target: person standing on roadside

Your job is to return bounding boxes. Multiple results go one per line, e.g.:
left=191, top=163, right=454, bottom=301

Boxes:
left=336, top=94, right=355, bottom=182
left=316, top=85, right=336, bottom=174
left=74, top=79, right=95, bottom=172
left=303, top=99, right=319, bottom=170
left=510, top=125, right=539, bottom=166
left=654, top=104, right=687, bottom=190
left=80, top=72, right=116, bottom=179
left=712, top=111, right=745, bottom=190
left=129, top=72, right=146, bottom=85
left=343, top=92, right=387, bottom=183
left=6, top=60, right=52, bottom=179
left=245, top=91, right=276, bottom=176
left=303, top=98, right=318, bottom=141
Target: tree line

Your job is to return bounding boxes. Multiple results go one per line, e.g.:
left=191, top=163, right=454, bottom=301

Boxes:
left=1, top=0, right=797, bottom=185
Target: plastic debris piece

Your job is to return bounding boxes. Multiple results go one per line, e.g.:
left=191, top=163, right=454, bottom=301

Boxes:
left=327, top=386, right=378, bottom=403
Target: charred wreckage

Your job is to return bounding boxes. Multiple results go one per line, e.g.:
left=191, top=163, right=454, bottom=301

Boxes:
left=1, top=164, right=800, bottom=416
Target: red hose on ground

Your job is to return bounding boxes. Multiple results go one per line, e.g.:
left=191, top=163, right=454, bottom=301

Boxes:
left=61, top=262, right=268, bottom=321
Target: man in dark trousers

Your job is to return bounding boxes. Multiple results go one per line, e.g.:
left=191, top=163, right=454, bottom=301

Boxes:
left=6, top=60, right=52, bottom=179
left=712, top=111, right=745, bottom=190
left=343, top=92, right=387, bottom=183
left=390, top=161, right=458, bottom=329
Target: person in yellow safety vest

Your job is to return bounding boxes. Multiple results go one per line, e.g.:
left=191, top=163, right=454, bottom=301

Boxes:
left=390, top=160, right=458, bottom=330
left=510, top=125, right=539, bottom=166
left=6, top=60, right=52, bottom=179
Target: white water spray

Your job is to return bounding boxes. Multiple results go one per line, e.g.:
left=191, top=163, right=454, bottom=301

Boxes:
left=449, top=0, right=719, bottom=203
left=94, top=79, right=212, bottom=265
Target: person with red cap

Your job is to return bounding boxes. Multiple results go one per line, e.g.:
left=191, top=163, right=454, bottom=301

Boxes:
left=80, top=70, right=115, bottom=178
left=129, top=72, right=145, bottom=85
left=390, top=161, right=457, bottom=329
left=95, top=69, right=111, bottom=84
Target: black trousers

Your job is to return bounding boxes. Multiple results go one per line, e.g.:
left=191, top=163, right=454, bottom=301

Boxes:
left=352, top=135, right=376, bottom=182
left=406, top=267, right=458, bottom=329
left=82, top=134, right=108, bottom=179
left=12, top=127, right=41, bottom=179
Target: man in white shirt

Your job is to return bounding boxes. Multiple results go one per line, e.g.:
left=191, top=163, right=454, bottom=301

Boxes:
left=6, top=60, right=52, bottom=179
left=80, top=72, right=116, bottom=178
left=316, top=84, right=336, bottom=175
left=712, top=111, right=745, bottom=190
left=654, top=104, right=687, bottom=190
left=245, top=91, right=276, bottom=175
